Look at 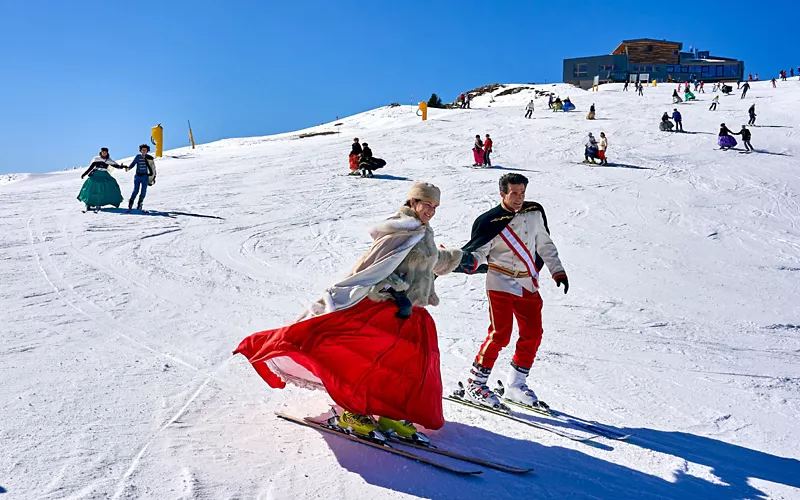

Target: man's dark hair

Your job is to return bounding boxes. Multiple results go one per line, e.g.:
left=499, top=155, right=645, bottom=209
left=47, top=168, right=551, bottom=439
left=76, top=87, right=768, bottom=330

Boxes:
left=499, top=173, right=528, bottom=193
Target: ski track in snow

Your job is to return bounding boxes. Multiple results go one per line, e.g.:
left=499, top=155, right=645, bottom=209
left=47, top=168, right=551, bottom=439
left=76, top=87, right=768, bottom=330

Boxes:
left=3, top=81, right=800, bottom=499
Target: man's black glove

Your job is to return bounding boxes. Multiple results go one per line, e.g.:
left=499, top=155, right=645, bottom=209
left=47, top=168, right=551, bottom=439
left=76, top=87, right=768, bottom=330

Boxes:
left=554, top=273, right=569, bottom=294
left=388, top=289, right=412, bottom=319
left=457, top=252, right=479, bottom=274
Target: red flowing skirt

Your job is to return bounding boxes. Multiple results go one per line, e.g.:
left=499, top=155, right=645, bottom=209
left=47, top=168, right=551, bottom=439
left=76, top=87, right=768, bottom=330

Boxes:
left=234, top=299, right=445, bottom=429
left=349, top=154, right=359, bottom=171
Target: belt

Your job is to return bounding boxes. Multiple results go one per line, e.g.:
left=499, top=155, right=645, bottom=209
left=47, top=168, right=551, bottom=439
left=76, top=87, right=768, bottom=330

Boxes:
left=488, top=264, right=530, bottom=278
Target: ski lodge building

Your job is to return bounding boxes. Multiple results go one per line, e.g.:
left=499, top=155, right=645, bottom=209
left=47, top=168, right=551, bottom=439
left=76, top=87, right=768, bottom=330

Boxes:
left=563, top=39, right=746, bottom=88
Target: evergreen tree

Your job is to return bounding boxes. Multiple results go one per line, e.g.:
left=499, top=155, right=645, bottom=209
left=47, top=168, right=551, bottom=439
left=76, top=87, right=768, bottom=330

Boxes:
left=427, top=93, right=444, bottom=109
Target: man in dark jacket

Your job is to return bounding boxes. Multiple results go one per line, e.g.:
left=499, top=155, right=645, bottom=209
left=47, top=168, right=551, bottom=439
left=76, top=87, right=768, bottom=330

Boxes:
left=672, top=109, right=683, bottom=132
left=126, top=144, right=155, bottom=211
left=741, top=81, right=750, bottom=99
left=733, top=125, right=753, bottom=151
left=748, top=104, right=757, bottom=125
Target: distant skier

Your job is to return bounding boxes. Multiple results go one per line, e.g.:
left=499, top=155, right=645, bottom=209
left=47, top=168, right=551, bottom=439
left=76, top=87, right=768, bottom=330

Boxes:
left=586, top=103, right=596, bottom=120
left=672, top=89, right=683, bottom=103
left=748, top=104, right=757, bottom=125
left=349, top=138, right=362, bottom=175
left=733, top=125, right=753, bottom=152
left=672, top=109, right=684, bottom=132
left=598, top=132, right=609, bottom=166
left=453, top=173, right=568, bottom=409
left=637, top=83, right=644, bottom=96
left=583, top=132, right=598, bottom=163
left=709, top=95, right=719, bottom=111
left=472, top=135, right=484, bottom=166
left=771, top=78, right=777, bottom=88
left=125, top=144, right=156, bottom=212
left=465, top=93, right=471, bottom=109
left=234, top=182, right=463, bottom=440
left=548, top=95, right=554, bottom=108
left=77, top=147, right=126, bottom=212
left=741, top=81, right=750, bottom=99
left=623, top=80, right=629, bottom=91
left=660, top=112, right=674, bottom=131
left=699, top=81, right=705, bottom=93
left=459, top=93, right=466, bottom=108
left=525, top=100, right=534, bottom=118
left=483, top=134, right=493, bottom=167
left=718, top=123, right=738, bottom=150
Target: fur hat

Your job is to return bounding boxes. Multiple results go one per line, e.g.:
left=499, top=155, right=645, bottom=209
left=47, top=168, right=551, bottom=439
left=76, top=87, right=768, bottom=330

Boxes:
left=407, top=182, right=441, bottom=205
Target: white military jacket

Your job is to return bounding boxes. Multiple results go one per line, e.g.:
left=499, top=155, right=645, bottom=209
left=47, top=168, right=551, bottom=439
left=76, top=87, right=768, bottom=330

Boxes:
left=471, top=203, right=566, bottom=296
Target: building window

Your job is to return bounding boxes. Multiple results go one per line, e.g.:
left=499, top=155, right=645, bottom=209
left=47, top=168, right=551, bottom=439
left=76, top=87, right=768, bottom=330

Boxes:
left=650, top=65, right=659, bottom=72
left=666, top=65, right=675, bottom=73
left=674, top=50, right=679, bottom=55
left=598, top=64, right=617, bottom=72
left=573, top=63, right=588, bottom=78
left=724, top=65, right=739, bottom=77
left=690, top=65, right=701, bottom=73
left=647, top=45, right=653, bottom=52
left=701, top=66, right=710, bottom=76
left=716, top=66, right=724, bottom=77
left=681, top=66, right=689, bottom=73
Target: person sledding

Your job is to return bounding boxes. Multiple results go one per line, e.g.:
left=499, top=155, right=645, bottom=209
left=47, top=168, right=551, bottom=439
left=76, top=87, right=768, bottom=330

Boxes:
left=660, top=112, right=674, bottom=131
left=348, top=138, right=362, bottom=175
left=125, top=144, right=156, bottom=212
left=552, top=97, right=563, bottom=112
left=77, top=147, right=126, bottom=212
left=672, top=89, right=683, bottom=104
left=684, top=87, right=696, bottom=101
left=357, top=142, right=387, bottom=178
left=562, top=97, right=575, bottom=112
left=586, top=103, right=596, bottom=120
left=583, top=132, right=599, bottom=163
left=472, top=135, right=484, bottom=166
left=718, top=123, right=738, bottom=150
left=234, top=183, right=463, bottom=442
left=452, top=173, right=568, bottom=410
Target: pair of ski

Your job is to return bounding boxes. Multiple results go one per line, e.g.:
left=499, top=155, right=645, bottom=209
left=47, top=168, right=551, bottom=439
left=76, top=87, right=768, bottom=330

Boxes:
left=276, top=412, right=534, bottom=476
left=445, top=381, right=630, bottom=442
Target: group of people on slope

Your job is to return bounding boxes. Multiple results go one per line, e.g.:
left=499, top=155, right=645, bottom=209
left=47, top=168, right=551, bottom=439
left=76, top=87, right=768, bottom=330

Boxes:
left=583, top=132, right=609, bottom=165
left=472, top=134, right=493, bottom=167
left=550, top=96, right=575, bottom=112
left=660, top=109, right=685, bottom=132
left=457, top=93, right=472, bottom=109
left=77, top=144, right=156, bottom=213
left=348, top=138, right=386, bottom=178
left=672, top=87, right=696, bottom=103
left=718, top=123, right=754, bottom=152
left=235, top=173, right=569, bottom=441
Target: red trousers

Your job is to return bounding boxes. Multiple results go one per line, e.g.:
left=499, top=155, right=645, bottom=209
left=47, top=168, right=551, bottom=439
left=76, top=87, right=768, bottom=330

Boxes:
left=474, top=288, right=544, bottom=370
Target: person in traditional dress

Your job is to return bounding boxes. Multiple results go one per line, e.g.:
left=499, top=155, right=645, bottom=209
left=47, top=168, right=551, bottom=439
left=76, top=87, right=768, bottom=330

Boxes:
left=234, top=182, right=462, bottom=442
left=77, top=147, right=126, bottom=212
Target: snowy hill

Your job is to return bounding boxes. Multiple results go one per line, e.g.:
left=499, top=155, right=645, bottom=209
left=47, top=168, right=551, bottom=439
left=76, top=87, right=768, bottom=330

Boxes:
left=3, top=80, right=800, bottom=499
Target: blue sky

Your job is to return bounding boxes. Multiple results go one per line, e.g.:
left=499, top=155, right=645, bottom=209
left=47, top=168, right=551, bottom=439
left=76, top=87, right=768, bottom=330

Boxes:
left=1, top=0, right=797, bottom=174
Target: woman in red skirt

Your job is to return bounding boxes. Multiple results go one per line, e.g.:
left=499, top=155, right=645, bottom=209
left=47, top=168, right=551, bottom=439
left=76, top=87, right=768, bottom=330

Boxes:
left=235, top=182, right=462, bottom=442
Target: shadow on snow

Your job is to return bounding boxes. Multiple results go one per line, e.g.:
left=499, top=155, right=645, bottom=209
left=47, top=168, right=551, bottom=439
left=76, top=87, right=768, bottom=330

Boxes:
left=101, top=208, right=225, bottom=220
left=311, top=417, right=800, bottom=500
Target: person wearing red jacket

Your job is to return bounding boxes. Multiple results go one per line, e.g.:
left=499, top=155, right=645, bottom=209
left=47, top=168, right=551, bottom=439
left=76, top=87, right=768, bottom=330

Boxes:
left=483, top=134, right=493, bottom=167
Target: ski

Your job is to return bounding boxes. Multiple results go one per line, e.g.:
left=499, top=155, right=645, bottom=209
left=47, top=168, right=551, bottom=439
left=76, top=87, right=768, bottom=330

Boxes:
left=444, top=390, right=598, bottom=442
left=275, top=413, right=482, bottom=475
left=494, top=385, right=630, bottom=441
left=386, top=436, right=534, bottom=474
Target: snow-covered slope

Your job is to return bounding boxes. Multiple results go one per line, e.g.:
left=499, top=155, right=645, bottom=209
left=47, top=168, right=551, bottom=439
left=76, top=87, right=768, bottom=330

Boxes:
left=3, top=80, right=800, bottom=500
